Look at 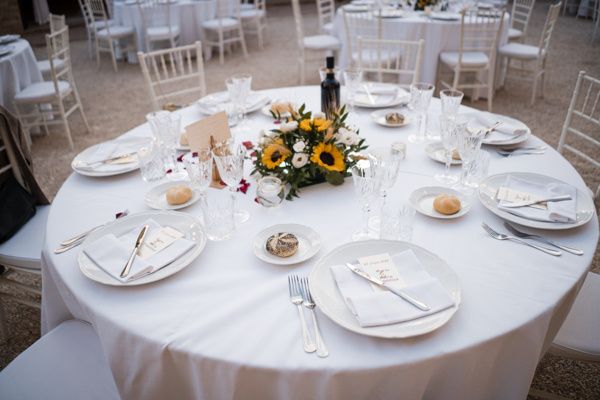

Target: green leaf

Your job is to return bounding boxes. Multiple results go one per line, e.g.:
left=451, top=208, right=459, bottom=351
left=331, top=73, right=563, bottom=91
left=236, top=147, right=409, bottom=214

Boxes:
left=325, top=171, right=345, bottom=186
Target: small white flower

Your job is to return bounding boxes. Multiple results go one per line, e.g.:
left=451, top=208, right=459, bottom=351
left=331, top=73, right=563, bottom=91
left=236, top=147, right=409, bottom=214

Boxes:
left=335, top=128, right=359, bottom=146
left=313, top=111, right=326, bottom=119
left=292, top=141, right=306, bottom=152
left=292, top=152, right=309, bottom=168
left=279, top=120, right=298, bottom=133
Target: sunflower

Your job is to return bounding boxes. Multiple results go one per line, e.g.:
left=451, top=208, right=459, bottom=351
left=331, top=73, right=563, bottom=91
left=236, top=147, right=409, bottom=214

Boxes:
left=261, top=140, right=291, bottom=169
left=313, top=118, right=332, bottom=132
left=299, top=119, right=312, bottom=132
left=310, top=142, right=345, bottom=172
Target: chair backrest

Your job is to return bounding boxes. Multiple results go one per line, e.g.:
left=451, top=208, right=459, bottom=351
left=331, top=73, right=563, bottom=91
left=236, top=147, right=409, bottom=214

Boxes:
left=291, top=0, right=306, bottom=50
left=343, top=9, right=381, bottom=66
left=46, top=26, right=75, bottom=93
left=558, top=70, right=600, bottom=198
left=138, top=0, right=174, bottom=37
left=457, top=7, right=505, bottom=69
left=536, top=2, right=561, bottom=58
left=510, top=0, right=535, bottom=37
left=316, top=0, right=335, bottom=33
left=86, top=0, right=111, bottom=34
left=137, top=41, right=207, bottom=111
left=216, top=0, right=241, bottom=19
left=49, top=13, right=66, bottom=33
left=357, top=38, right=424, bottom=87
left=254, top=0, right=266, bottom=11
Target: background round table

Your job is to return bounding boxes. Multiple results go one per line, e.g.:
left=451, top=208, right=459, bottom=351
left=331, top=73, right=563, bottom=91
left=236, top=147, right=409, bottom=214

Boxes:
left=334, top=10, right=510, bottom=85
left=41, top=86, right=598, bottom=400
left=113, top=0, right=217, bottom=53
left=0, top=39, right=43, bottom=113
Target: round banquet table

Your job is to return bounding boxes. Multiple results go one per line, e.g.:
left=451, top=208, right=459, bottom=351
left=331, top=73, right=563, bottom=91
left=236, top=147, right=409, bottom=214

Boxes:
left=0, top=39, right=43, bottom=113
left=41, top=86, right=598, bottom=400
left=333, top=10, right=510, bottom=85
left=113, top=0, right=217, bottom=53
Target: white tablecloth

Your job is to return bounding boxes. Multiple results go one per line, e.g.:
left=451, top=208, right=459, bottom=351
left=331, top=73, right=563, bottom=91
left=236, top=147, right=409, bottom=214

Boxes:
left=41, top=86, right=598, bottom=400
left=334, top=11, right=510, bottom=84
left=113, top=0, right=217, bottom=53
left=0, top=39, right=43, bottom=113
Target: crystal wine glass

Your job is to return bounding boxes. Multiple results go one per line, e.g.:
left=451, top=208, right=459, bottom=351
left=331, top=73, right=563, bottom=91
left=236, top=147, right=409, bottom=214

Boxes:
left=184, top=148, right=212, bottom=195
left=213, top=141, right=250, bottom=224
left=435, top=115, right=466, bottom=185
left=343, top=67, right=363, bottom=114
left=226, top=73, right=252, bottom=134
left=440, top=89, right=464, bottom=118
left=351, top=158, right=382, bottom=241
left=408, top=83, right=435, bottom=143
left=456, top=125, right=485, bottom=193
left=367, top=146, right=403, bottom=231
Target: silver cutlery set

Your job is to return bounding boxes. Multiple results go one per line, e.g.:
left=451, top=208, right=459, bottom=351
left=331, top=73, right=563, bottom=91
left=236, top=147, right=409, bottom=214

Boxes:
left=496, top=146, right=546, bottom=157
left=54, top=210, right=129, bottom=254
left=288, top=275, right=328, bottom=357
left=481, top=222, right=583, bottom=257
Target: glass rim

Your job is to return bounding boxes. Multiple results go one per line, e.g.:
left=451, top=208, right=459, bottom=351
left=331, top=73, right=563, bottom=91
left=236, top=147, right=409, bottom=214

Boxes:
left=258, top=176, right=283, bottom=185
left=440, top=89, right=464, bottom=97
left=410, top=82, right=435, bottom=90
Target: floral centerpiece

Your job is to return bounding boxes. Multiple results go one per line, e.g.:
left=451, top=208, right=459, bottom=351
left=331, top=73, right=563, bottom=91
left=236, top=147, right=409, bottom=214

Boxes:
left=252, top=105, right=368, bottom=199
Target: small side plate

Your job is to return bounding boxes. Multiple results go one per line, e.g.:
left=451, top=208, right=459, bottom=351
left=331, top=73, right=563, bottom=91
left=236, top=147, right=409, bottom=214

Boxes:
left=145, top=180, right=201, bottom=210
left=370, top=109, right=410, bottom=128
left=409, top=186, right=471, bottom=219
left=425, top=142, right=461, bottom=165
left=253, top=223, right=321, bottom=265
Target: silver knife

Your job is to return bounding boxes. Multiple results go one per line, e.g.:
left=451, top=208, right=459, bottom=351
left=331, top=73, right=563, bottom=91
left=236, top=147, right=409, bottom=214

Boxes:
left=120, top=225, right=149, bottom=278
left=502, top=195, right=572, bottom=208
left=345, top=263, right=431, bottom=311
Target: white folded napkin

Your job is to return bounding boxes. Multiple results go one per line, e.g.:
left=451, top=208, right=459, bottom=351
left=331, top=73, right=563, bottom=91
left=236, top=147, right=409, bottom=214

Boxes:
left=497, top=175, right=577, bottom=223
left=84, top=219, right=195, bottom=283
left=358, top=82, right=399, bottom=96
left=330, top=250, right=455, bottom=327
left=470, top=112, right=528, bottom=142
left=80, top=139, right=145, bottom=172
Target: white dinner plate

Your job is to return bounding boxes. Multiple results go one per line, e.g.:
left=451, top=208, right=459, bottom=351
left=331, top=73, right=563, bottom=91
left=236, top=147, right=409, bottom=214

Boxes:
left=425, top=141, right=462, bottom=165
left=145, top=180, right=201, bottom=210
left=78, top=210, right=206, bottom=286
left=429, top=12, right=462, bottom=20
left=464, top=112, right=531, bottom=146
left=370, top=109, right=410, bottom=127
left=409, top=186, right=471, bottom=219
left=197, top=91, right=270, bottom=115
left=478, top=172, right=595, bottom=230
left=343, top=4, right=372, bottom=12
left=71, top=137, right=149, bottom=177
left=354, top=85, right=410, bottom=109
left=0, top=35, right=20, bottom=44
left=309, top=240, right=461, bottom=338
left=253, top=224, right=321, bottom=265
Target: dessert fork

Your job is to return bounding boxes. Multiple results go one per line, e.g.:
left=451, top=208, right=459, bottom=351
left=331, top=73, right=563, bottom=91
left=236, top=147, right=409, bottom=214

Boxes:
left=300, top=277, right=328, bottom=358
left=503, top=222, right=583, bottom=256
left=288, top=275, right=316, bottom=353
left=481, top=222, right=561, bottom=256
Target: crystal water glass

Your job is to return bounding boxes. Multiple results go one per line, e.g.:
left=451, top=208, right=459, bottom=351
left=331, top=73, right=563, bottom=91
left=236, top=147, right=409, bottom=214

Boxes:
left=213, top=141, right=250, bottom=224
left=256, top=176, right=285, bottom=208
left=464, top=149, right=490, bottom=188
left=408, top=83, right=435, bottom=143
left=351, top=159, right=381, bottom=241
left=146, top=111, right=181, bottom=175
left=226, top=73, right=252, bottom=132
left=380, top=203, right=415, bottom=241
left=201, top=190, right=235, bottom=241
left=435, top=115, right=466, bottom=185
left=184, top=149, right=212, bottom=194
left=138, top=142, right=166, bottom=182
left=368, top=146, right=403, bottom=227
left=343, top=67, right=363, bottom=113
left=440, top=89, right=464, bottom=118
left=457, top=126, right=485, bottom=192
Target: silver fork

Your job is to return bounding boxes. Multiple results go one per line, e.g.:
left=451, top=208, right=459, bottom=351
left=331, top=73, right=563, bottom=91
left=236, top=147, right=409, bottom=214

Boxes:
left=481, top=222, right=562, bottom=256
left=288, top=275, right=316, bottom=353
left=300, top=277, right=328, bottom=358
left=54, top=210, right=129, bottom=254
left=503, top=222, right=583, bottom=256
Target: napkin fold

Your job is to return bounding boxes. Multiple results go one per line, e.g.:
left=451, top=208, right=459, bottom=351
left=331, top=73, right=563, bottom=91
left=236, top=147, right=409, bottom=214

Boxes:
left=84, top=219, right=195, bottom=283
left=330, top=250, right=455, bottom=327
left=80, top=139, right=145, bottom=172
left=198, top=93, right=268, bottom=114
left=470, top=112, right=528, bottom=142
left=497, top=175, right=577, bottom=223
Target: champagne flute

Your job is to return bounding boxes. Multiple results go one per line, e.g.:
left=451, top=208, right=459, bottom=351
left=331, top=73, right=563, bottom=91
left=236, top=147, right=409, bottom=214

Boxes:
left=213, top=141, right=250, bottom=224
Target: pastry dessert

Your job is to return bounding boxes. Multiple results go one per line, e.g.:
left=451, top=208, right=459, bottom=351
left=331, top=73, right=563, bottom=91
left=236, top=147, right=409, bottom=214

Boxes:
left=385, top=112, right=404, bottom=125
left=166, top=185, right=193, bottom=205
left=265, top=233, right=299, bottom=258
left=452, top=149, right=461, bottom=161
left=270, top=102, right=293, bottom=115
left=180, top=132, right=189, bottom=146
left=433, top=194, right=461, bottom=215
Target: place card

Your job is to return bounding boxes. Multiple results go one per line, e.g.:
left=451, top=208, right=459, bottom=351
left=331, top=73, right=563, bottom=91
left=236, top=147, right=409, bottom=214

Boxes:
left=138, top=226, right=184, bottom=259
left=358, top=252, right=405, bottom=292
left=496, top=186, right=546, bottom=209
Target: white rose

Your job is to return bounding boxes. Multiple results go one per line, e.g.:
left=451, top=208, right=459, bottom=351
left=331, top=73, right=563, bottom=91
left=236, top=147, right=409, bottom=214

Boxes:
left=313, top=111, right=326, bottom=119
left=292, top=141, right=306, bottom=152
left=279, top=120, right=298, bottom=133
left=335, top=129, right=359, bottom=146
left=291, top=152, right=309, bottom=168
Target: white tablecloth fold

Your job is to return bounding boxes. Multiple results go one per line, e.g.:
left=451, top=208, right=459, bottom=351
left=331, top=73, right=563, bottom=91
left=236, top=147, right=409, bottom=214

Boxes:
left=330, top=250, right=455, bottom=327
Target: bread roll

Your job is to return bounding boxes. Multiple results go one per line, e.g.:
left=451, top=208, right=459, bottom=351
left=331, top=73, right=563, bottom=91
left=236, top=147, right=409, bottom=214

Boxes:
left=265, top=233, right=299, bottom=258
left=452, top=149, right=461, bottom=160
left=166, top=185, right=193, bottom=205
left=433, top=194, right=461, bottom=215
left=270, top=102, right=292, bottom=115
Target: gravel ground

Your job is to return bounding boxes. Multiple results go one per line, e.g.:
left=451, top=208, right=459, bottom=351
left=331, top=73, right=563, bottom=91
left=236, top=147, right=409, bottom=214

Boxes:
left=1, top=1, right=599, bottom=398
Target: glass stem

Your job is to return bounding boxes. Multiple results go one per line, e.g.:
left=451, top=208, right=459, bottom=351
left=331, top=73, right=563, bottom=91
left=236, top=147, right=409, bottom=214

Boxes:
left=444, top=150, right=452, bottom=176
left=460, top=161, right=470, bottom=185
left=229, top=186, right=238, bottom=213
left=362, top=203, right=370, bottom=235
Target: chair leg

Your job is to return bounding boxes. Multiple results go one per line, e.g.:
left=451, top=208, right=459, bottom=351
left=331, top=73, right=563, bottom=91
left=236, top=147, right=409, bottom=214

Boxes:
left=218, top=31, right=224, bottom=65
left=58, top=100, right=74, bottom=150
left=95, top=39, right=101, bottom=70
left=256, top=20, right=263, bottom=50
left=299, top=54, right=306, bottom=85
left=530, top=72, right=538, bottom=106
left=239, top=27, right=248, bottom=58
left=109, top=39, right=119, bottom=72
left=73, top=88, right=91, bottom=134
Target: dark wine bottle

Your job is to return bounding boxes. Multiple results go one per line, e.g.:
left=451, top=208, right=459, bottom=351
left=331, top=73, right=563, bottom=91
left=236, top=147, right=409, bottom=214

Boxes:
left=320, top=56, right=340, bottom=119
